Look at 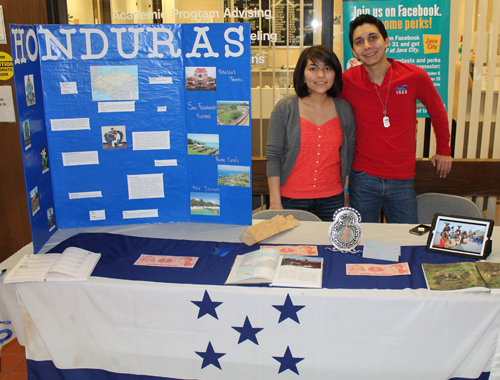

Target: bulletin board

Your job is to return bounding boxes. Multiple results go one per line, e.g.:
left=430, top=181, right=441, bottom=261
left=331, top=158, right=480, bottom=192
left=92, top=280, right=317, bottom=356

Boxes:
left=11, top=23, right=252, bottom=253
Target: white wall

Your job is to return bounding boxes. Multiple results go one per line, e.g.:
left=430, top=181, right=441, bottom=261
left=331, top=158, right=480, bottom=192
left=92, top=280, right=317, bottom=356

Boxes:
left=67, top=0, right=94, bottom=24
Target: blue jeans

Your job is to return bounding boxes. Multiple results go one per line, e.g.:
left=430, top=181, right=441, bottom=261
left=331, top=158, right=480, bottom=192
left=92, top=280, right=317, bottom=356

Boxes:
left=281, top=192, right=345, bottom=222
left=349, top=169, right=418, bottom=224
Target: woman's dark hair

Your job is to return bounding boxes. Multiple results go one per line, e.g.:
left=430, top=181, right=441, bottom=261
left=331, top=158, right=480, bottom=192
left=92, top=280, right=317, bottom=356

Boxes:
left=293, top=45, right=343, bottom=98
left=348, top=14, right=388, bottom=49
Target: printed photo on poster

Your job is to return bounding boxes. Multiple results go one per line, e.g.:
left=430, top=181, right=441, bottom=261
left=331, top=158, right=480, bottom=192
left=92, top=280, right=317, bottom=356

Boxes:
left=23, top=120, right=31, bottom=150
left=47, top=207, right=56, bottom=231
left=218, top=165, right=250, bottom=187
left=217, top=101, right=249, bottom=126
left=185, top=67, right=216, bottom=91
left=187, top=133, right=219, bottom=155
left=30, top=186, right=40, bottom=216
left=102, top=126, right=126, bottom=149
left=40, top=146, right=49, bottom=173
left=190, top=192, right=220, bottom=216
left=25, top=74, right=35, bottom=106
left=90, top=66, right=139, bottom=101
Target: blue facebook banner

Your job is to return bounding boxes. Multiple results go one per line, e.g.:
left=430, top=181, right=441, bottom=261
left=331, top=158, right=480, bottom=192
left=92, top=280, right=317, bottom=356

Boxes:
left=343, top=0, right=450, bottom=117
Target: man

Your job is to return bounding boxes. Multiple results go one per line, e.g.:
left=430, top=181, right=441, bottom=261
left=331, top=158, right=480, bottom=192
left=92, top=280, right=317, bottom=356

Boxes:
left=104, top=128, right=123, bottom=148
left=112, top=130, right=123, bottom=147
left=104, top=128, right=116, bottom=147
left=340, top=14, right=452, bottom=223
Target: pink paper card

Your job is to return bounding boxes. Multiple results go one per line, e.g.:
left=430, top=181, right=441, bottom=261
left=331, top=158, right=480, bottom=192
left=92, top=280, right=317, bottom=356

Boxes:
left=134, top=255, right=198, bottom=268
left=260, top=245, right=318, bottom=256
left=346, top=262, right=411, bottom=276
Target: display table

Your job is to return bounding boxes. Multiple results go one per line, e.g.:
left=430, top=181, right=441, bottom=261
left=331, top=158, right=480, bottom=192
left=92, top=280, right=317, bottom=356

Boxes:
left=2, top=221, right=500, bottom=380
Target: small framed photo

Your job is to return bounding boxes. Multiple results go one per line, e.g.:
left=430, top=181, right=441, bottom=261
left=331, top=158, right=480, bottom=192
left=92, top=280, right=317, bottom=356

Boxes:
left=426, top=214, right=494, bottom=260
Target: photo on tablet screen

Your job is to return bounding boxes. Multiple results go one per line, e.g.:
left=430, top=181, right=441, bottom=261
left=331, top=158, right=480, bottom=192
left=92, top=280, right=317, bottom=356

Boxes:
left=429, top=216, right=490, bottom=257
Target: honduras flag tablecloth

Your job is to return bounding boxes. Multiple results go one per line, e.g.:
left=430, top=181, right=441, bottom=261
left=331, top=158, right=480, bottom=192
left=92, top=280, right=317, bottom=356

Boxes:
left=12, top=232, right=500, bottom=380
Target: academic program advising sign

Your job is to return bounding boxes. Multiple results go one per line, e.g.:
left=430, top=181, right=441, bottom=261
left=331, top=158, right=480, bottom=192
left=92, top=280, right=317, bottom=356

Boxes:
left=11, top=23, right=252, bottom=253
left=343, top=0, right=449, bottom=117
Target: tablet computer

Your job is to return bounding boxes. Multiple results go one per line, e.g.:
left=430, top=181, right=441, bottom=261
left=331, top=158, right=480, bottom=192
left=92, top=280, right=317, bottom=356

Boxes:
left=426, top=214, right=494, bottom=260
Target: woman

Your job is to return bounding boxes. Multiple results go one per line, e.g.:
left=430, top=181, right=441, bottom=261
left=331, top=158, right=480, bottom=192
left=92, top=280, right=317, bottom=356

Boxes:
left=266, top=45, right=355, bottom=221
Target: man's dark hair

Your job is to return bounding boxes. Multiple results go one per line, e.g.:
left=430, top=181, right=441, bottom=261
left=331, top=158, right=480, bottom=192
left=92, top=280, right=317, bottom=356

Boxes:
left=348, top=14, right=388, bottom=49
left=293, top=45, right=343, bottom=98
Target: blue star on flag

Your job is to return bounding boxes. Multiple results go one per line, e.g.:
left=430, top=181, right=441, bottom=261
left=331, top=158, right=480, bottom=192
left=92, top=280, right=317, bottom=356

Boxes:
left=195, top=341, right=226, bottom=369
left=272, top=294, right=305, bottom=323
left=232, top=316, right=263, bottom=344
left=273, top=346, right=304, bottom=374
left=191, top=290, right=222, bottom=319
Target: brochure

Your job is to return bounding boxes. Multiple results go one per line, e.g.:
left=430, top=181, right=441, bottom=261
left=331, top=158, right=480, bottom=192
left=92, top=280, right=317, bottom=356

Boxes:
left=225, top=248, right=323, bottom=288
left=422, top=261, right=500, bottom=293
left=3, top=247, right=100, bottom=283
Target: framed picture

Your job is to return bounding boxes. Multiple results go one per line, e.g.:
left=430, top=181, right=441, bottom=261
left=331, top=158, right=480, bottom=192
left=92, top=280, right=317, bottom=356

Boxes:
left=426, top=214, right=494, bottom=260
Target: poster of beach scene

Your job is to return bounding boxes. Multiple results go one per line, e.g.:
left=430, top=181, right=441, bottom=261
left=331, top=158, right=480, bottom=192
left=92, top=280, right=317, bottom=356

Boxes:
left=190, top=192, right=220, bottom=216
left=218, top=165, right=250, bottom=187
left=187, top=134, right=219, bottom=155
left=217, top=101, right=250, bottom=126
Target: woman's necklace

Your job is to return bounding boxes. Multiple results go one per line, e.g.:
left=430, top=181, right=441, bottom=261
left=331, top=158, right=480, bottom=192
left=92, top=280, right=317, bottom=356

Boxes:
left=374, top=66, right=393, bottom=128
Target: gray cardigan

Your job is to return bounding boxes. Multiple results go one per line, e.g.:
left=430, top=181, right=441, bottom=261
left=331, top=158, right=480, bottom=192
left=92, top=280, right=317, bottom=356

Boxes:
left=266, top=94, right=355, bottom=188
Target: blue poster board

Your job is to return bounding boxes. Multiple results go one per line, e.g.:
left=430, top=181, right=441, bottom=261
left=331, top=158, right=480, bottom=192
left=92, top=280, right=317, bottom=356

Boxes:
left=11, top=23, right=252, bottom=252
left=10, top=25, right=55, bottom=254
left=343, top=0, right=450, bottom=117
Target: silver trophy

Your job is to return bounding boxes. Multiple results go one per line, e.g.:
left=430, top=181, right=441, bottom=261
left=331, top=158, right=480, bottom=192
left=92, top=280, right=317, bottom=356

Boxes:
left=328, top=207, right=363, bottom=254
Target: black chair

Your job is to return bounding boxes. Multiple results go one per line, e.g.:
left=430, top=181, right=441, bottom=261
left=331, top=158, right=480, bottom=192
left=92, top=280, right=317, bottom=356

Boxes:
left=416, top=193, right=483, bottom=224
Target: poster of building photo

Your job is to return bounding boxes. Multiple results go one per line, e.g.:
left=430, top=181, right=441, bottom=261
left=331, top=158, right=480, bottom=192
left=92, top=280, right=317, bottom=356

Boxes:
left=185, top=67, right=216, bottom=91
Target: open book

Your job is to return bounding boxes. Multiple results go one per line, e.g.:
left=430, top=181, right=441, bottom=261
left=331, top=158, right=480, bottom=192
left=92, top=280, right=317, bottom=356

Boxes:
left=3, top=247, right=101, bottom=284
left=225, top=248, right=323, bottom=288
left=422, top=261, right=500, bottom=293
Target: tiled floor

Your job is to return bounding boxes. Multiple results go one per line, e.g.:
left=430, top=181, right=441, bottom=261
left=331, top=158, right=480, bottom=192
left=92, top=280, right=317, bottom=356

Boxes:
left=0, top=339, right=27, bottom=380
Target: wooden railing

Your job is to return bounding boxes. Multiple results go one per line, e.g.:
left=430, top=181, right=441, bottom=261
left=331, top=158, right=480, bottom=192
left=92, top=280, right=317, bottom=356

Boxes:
left=412, top=159, right=500, bottom=197
left=251, top=156, right=269, bottom=197
left=252, top=157, right=500, bottom=221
